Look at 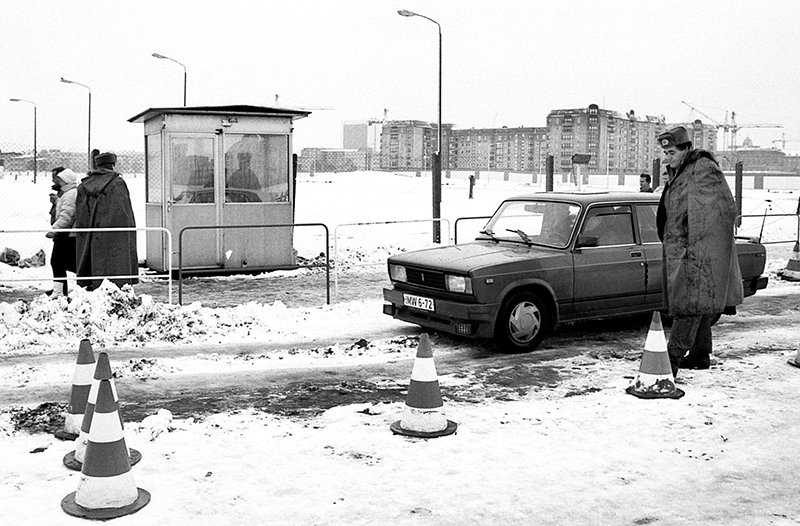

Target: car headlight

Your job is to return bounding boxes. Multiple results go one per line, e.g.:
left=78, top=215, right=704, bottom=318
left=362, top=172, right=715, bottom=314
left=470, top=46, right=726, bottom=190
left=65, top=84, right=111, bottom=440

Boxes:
left=389, top=264, right=407, bottom=282
left=446, top=274, right=473, bottom=294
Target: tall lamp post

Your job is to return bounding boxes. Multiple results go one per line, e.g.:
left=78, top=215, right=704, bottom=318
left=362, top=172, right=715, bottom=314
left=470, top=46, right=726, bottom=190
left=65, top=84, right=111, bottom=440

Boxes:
left=60, top=77, right=91, bottom=170
left=9, top=98, right=37, bottom=183
left=152, top=53, right=187, bottom=106
left=398, top=9, right=442, bottom=243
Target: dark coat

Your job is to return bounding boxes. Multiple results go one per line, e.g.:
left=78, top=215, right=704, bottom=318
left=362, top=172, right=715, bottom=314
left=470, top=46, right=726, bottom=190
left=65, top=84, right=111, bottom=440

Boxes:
left=657, top=149, right=743, bottom=315
left=75, top=168, right=138, bottom=289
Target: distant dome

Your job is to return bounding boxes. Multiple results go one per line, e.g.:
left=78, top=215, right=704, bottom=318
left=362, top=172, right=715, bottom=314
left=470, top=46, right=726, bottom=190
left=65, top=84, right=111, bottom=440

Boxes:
left=742, top=137, right=753, bottom=148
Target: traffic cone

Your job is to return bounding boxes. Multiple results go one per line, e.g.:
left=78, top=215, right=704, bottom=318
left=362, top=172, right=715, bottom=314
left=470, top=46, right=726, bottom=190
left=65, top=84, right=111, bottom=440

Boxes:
left=55, top=339, right=95, bottom=441
left=61, top=379, right=150, bottom=520
left=789, top=348, right=800, bottom=369
left=626, top=312, right=685, bottom=399
left=781, top=241, right=800, bottom=281
left=63, top=351, right=141, bottom=471
left=391, top=333, right=457, bottom=438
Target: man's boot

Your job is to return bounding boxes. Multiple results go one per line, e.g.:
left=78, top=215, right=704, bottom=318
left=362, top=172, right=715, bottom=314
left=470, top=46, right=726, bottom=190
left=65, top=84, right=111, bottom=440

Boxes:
left=680, top=353, right=710, bottom=370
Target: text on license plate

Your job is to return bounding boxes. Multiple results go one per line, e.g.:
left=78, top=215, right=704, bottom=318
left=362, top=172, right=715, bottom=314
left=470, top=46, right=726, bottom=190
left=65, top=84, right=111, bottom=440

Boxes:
left=403, top=294, right=435, bottom=312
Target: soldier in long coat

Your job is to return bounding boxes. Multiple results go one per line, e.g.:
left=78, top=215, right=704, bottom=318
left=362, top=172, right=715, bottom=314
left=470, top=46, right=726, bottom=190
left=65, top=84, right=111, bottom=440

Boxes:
left=656, top=126, right=743, bottom=377
left=75, top=152, right=138, bottom=290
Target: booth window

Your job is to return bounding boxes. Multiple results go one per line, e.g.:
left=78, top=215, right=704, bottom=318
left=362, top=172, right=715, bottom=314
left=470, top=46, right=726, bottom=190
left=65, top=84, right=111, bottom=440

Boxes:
left=170, top=137, right=215, bottom=204
left=146, top=134, right=162, bottom=204
left=225, top=134, right=289, bottom=203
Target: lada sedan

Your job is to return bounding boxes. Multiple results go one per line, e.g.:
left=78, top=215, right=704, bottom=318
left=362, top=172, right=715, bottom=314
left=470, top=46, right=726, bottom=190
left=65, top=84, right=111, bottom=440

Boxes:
left=382, top=192, right=768, bottom=352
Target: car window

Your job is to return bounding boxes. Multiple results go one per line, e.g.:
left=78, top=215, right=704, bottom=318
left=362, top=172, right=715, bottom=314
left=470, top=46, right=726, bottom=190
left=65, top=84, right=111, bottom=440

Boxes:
left=636, top=204, right=660, bottom=243
left=580, top=205, right=635, bottom=246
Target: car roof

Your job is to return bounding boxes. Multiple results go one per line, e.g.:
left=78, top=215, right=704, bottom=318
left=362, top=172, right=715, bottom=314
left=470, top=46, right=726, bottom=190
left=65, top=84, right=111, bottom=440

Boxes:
left=502, top=191, right=661, bottom=206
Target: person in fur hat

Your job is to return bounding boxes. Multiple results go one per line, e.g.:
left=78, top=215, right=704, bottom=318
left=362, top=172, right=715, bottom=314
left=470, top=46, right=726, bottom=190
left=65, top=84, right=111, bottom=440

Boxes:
left=656, top=126, right=744, bottom=377
left=74, top=152, right=138, bottom=290
left=47, top=167, right=78, bottom=297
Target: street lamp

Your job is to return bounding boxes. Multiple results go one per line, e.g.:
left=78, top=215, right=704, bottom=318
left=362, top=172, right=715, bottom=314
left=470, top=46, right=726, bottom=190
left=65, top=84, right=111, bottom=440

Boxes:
left=398, top=8, right=443, bottom=243
left=152, top=53, right=187, bottom=106
left=60, top=77, right=91, bottom=170
left=9, top=98, right=37, bottom=183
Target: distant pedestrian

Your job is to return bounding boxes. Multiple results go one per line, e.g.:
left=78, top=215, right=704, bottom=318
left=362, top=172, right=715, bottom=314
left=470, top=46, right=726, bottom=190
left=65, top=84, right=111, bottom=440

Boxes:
left=468, top=174, right=476, bottom=199
left=656, top=126, right=743, bottom=377
left=46, top=167, right=78, bottom=297
left=639, top=173, right=654, bottom=193
left=75, top=152, right=139, bottom=290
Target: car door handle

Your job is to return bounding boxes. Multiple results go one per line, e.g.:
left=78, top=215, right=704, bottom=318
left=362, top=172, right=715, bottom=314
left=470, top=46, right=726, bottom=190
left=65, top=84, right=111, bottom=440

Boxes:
left=630, top=251, right=643, bottom=258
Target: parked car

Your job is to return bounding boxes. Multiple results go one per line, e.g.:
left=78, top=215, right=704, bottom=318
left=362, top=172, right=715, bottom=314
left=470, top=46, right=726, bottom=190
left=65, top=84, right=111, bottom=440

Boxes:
left=382, top=192, right=768, bottom=352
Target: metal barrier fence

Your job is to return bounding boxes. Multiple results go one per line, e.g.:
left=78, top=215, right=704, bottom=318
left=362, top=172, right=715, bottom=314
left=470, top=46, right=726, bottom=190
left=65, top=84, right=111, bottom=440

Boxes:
left=178, top=223, right=330, bottom=305
left=332, top=218, right=451, bottom=296
left=0, top=226, right=173, bottom=303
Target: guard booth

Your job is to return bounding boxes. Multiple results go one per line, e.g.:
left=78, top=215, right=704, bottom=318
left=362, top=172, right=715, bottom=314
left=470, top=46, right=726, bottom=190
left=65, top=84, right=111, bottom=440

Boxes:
left=128, top=105, right=310, bottom=274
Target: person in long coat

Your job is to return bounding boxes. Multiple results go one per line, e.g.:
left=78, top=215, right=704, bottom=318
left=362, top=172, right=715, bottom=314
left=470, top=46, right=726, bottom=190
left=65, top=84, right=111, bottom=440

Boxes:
left=75, top=152, right=138, bottom=290
left=656, top=126, right=743, bottom=377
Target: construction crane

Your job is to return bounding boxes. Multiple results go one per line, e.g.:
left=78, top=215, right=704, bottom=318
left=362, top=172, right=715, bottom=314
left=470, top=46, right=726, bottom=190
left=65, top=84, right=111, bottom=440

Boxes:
left=771, top=133, right=800, bottom=150
left=681, top=101, right=782, bottom=157
left=729, top=111, right=782, bottom=156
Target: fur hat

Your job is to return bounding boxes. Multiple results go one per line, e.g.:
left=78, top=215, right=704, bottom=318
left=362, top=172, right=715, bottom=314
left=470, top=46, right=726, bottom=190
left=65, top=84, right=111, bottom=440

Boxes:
left=657, top=126, right=691, bottom=148
left=51, top=166, right=65, bottom=176
left=95, top=152, right=117, bottom=166
left=58, top=168, right=78, bottom=185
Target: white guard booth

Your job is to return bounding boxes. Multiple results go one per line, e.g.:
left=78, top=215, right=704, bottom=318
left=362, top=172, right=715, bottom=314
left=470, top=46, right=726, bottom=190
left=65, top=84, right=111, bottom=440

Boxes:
left=128, top=105, right=310, bottom=274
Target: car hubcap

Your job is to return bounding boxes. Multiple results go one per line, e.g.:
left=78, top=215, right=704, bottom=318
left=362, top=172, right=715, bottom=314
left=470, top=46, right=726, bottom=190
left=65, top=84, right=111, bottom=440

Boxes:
left=509, top=301, right=541, bottom=343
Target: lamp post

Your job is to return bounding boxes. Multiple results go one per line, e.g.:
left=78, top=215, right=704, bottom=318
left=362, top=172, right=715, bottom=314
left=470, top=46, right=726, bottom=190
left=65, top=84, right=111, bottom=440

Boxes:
left=398, top=8, right=442, bottom=243
left=60, top=77, right=91, bottom=170
left=9, top=98, right=37, bottom=183
left=152, top=53, right=187, bottom=106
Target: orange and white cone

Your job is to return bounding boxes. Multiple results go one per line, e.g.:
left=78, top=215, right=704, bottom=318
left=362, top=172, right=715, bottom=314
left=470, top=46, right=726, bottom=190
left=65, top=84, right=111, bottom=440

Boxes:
left=61, top=379, right=150, bottom=520
left=781, top=241, right=800, bottom=281
left=788, top=348, right=800, bottom=369
left=63, top=351, right=141, bottom=471
left=55, top=339, right=95, bottom=440
left=626, top=312, right=685, bottom=399
left=391, top=333, right=457, bottom=438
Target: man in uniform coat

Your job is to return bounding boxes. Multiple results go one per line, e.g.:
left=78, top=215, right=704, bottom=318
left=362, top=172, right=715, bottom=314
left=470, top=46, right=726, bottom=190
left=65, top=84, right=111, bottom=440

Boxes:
left=75, top=152, right=138, bottom=290
left=656, top=126, right=743, bottom=377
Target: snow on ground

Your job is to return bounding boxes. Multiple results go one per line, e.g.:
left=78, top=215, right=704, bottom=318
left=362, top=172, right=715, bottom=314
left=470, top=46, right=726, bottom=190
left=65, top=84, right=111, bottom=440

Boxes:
left=1, top=172, right=800, bottom=524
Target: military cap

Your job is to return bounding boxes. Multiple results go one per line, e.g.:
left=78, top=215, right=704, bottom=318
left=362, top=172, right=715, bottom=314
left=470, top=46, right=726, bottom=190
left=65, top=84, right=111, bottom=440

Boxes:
left=657, top=126, right=691, bottom=148
left=94, top=152, right=117, bottom=166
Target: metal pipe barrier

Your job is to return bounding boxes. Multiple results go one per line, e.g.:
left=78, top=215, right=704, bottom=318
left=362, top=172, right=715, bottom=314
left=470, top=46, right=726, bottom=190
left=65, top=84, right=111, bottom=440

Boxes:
left=178, top=223, right=330, bottom=305
left=0, top=226, right=173, bottom=303
left=332, top=218, right=451, bottom=296
left=737, top=212, right=799, bottom=245
left=454, top=215, right=491, bottom=245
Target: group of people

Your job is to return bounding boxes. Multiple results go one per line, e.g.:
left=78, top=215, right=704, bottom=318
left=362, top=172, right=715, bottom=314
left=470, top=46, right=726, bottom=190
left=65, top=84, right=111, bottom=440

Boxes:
left=46, top=150, right=138, bottom=298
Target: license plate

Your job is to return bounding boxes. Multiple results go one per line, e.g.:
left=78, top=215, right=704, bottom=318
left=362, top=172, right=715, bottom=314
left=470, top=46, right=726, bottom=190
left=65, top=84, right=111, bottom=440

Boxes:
left=403, top=294, right=434, bottom=312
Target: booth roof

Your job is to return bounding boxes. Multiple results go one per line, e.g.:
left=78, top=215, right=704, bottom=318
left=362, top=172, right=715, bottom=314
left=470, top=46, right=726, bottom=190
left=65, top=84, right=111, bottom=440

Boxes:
left=128, top=105, right=312, bottom=123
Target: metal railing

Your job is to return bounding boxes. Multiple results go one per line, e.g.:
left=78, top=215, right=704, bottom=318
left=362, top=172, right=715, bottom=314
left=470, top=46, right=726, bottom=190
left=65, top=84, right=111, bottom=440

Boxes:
left=0, top=226, right=173, bottom=303
left=177, top=223, right=330, bottom=305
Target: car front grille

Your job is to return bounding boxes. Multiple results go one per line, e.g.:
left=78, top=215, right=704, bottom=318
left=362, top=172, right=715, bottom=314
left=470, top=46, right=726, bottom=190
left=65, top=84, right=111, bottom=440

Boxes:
left=406, top=268, right=447, bottom=291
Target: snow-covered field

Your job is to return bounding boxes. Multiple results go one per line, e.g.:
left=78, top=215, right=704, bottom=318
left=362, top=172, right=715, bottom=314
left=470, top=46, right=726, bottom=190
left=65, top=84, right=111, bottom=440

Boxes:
left=1, top=171, right=799, bottom=524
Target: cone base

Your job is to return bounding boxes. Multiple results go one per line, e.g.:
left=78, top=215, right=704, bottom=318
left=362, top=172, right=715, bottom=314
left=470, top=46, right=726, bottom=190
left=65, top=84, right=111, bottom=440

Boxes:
left=54, top=429, right=79, bottom=441
left=61, top=487, right=150, bottom=520
left=788, top=359, right=800, bottom=369
left=626, top=385, right=685, bottom=400
left=390, top=419, right=457, bottom=438
left=63, top=448, right=142, bottom=472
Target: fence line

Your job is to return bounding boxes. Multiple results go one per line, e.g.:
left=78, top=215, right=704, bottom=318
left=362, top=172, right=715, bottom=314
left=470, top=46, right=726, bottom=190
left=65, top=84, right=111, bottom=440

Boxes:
left=0, top=226, right=173, bottom=303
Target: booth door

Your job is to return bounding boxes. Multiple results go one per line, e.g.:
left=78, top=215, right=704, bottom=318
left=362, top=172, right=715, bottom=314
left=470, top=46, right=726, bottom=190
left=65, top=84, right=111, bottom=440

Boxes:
left=168, top=135, right=221, bottom=269
left=221, top=133, right=294, bottom=268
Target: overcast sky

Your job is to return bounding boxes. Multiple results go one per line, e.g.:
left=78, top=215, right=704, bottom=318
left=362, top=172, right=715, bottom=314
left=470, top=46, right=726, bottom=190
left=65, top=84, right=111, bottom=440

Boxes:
left=1, top=0, right=798, bottom=155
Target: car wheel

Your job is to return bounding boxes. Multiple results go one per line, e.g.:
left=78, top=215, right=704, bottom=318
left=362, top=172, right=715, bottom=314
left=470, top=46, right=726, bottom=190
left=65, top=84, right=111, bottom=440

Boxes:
left=495, top=291, right=549, bottom=353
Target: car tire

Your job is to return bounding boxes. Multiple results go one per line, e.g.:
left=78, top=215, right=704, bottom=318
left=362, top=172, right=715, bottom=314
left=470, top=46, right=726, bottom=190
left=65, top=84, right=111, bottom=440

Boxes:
left=494, top=290, right=549, bottom=353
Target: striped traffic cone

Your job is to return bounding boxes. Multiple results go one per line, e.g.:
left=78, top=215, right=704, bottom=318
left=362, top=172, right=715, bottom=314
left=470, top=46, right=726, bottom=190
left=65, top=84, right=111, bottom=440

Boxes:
left=391, top=333, right=457, bottom=438
left=63, top=351, right=141, bottom=471
left=789, top=348, right=800, bottom=369
left=626, top=312, right=685, bottom=399
left=61, top=379, right=150, bottom=520
left=54, top=339, right=95, bottom=441
left=781, top=241, right=800, bottom=281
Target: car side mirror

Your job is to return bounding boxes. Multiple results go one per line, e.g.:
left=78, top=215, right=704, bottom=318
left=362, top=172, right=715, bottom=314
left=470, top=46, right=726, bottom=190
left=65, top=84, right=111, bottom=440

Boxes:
left=576, top=235, right=599, bottom=248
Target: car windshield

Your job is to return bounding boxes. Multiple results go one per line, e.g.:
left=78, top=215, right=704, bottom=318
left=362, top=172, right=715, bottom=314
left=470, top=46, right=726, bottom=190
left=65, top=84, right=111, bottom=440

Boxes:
left=481, top=200, right=580, bottom=248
